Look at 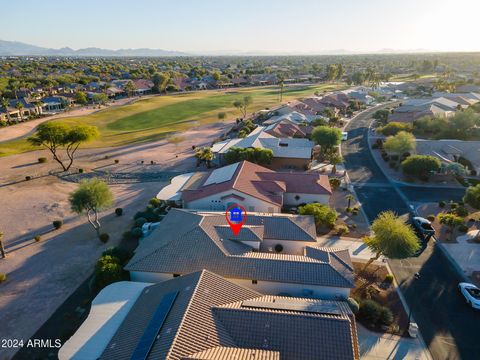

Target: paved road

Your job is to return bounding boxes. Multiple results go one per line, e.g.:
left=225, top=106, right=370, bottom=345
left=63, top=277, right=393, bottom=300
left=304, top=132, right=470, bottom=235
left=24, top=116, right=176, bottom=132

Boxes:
left=343, top=105, right=480, bottom=360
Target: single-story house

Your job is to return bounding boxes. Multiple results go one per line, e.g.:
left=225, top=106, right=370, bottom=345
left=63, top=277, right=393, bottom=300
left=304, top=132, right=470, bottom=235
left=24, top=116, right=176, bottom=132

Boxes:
left=126, top=209, right=355, bottom=298
left=59, top=270, right=359, bottom=360
left=211, top=126, right=314, bottom=170
left=156, top=160, right=331, bottom=212
left=264, top=119, right=313, bottom=138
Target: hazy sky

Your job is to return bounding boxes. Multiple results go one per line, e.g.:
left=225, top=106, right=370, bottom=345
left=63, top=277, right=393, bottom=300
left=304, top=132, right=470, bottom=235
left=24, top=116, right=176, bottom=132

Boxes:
left=1, top=0, right=479, bottom=54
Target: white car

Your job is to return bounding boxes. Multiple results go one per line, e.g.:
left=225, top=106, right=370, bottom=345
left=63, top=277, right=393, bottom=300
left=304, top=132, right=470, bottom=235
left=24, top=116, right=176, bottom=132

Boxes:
left=341, top=131, right=348, bottom=141
left=458, top=282, right=480, bottom=309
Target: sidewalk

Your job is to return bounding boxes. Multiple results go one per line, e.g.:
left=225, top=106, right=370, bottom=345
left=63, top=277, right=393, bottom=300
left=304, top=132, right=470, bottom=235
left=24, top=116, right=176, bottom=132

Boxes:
left=358, top=324, right=432, bottom=360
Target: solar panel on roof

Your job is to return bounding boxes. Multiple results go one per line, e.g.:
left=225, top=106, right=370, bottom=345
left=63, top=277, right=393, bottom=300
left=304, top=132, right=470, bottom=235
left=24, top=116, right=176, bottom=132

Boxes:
left=203, top=163, right=239, bottom=186
left=241, top=298, right=342, bottom=315
left=129, top=291, right=179, bottom=360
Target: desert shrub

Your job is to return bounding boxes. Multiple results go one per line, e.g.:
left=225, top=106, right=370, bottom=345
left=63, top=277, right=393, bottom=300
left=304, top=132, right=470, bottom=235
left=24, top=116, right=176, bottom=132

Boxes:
left=372, top=143, right=379, bottom=149
left=25, top=176, right=32, bottom=181
left=383, top=155, right=390, bottom=162
left=78, top=168, right=84, bottom=173
left=347, top=297, right=360, bottom=314
left=99, top=233, right=110, bottom=243
left=299, top=203, right=338, bottom=230
left=384, top=274, right=394, bottom=284
left=439, top=201, right=446, bottom=208
left=390, top=154, right=399, bottom=161
left=0, top=273, right=6, bottom=282
left=38, top=157, right=47, bottom=163
left=426, top=215, right=435, bottom=222
left=114, top=159, right=119, bottom=164
left=274, top=244, right=283, bottom=253
left=336, top=224, right=349, bottom=235
left=102, top=246, right=131, bottom=264
left=53, top=220, right=63, bottom=230
left=388, top=161, right=396, bottom=168
left=135, top=217, right=147, bottom=227
left=115, top=207, right=123, bottom=216
left=450, top=202, right=458, bottom=210
left=131, top=227, right=143, bottom=239
left=34, top=235, right=41, bottom=242
left=122, top=231, right=133, bottom=240
left=134, top=208, right=160, bottom=222
left=458, top=224, right=469, bottom=233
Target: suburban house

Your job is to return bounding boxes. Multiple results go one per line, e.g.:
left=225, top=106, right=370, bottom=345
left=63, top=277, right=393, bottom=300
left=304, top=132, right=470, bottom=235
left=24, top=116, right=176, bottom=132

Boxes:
left=156, top=160, right=332, bottom=212
left=211, top=126, right=314, bottom=170
left=132, top=79, right=154, bottom=95
left=125, top=209, right=355, bottom=298
left=263, top=109, right=318, bottom=125
left=59, top=270, right=360, bottom=360
left=388, top=97, right=464, bottom=123
left=263, top=119, right=313, bottom=138
left=41, top=96, right=72, bottom=113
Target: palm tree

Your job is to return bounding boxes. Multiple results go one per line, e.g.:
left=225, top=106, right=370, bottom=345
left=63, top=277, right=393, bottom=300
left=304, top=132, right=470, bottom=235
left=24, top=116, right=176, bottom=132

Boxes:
left=345, top=194, right=355, bottom=209
left=1, top=98, right=12, bottom=124
left=15, top=102, right=24, bottom=121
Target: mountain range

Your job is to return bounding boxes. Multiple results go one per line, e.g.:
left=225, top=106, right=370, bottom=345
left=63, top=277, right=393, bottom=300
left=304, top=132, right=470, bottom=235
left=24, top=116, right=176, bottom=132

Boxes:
left=0, top=39, right=435, bottom=57
left=0, top=40, right=188, bottom=57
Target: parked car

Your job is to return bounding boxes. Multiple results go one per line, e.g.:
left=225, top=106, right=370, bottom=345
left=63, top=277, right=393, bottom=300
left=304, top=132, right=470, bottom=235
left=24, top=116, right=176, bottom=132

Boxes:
left=458, top=282, right=480, bottom=309
left=341, top=131, right=348, bottom=141
left=412, top=216, right=435, bottom=238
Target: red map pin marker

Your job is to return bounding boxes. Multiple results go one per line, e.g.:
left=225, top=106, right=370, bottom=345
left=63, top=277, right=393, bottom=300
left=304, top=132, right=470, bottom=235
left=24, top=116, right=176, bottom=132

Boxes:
left=225, top=204, right=247, bottom=236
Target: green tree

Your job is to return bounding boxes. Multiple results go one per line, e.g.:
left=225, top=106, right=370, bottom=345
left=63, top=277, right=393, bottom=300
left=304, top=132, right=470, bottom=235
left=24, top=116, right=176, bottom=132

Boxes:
left=195, top=147, right=215, bottom=168
left=28, top=122, right=99, bottom=171
left=124, top=81, right=135, bottom=97
left=464, top=184, right=480, bottom=210
left=218, top=112, right=226, bottom=120
left=92, top=93, right=108, bottom=105
left=15, top=102, right=24, bottom=121
left=311, top=126, right=342, bottom=154
left=379, top=122, right=412, bottom=136
left=69, top=178, right=114, bottom=238
left=152, top=72, right=170, bottom=93
left=373, top=109, right=390, bottom=125
left=233, top=95, right=253, bottom=118
left=401, top=155, right=441, bottom=180
left=298, top=203, right=338, bottom=231
left=345, top=194, right=355, bottom=209
left=95, top=255, right=126, bottom=289
left=363, top=211, right=420, bottom=270
left=384, top=131, right=416, bottom=155
left=1, top=98, right=12, bottom=124
left=438, top=213, right=464, bottom=240
left=325, top=151, right=343, bottom=174
left=212, top=71, right=221, bottom=81
left=75, top=91, right=88, bottom=105
left=326, top=64, right=338, bottom=81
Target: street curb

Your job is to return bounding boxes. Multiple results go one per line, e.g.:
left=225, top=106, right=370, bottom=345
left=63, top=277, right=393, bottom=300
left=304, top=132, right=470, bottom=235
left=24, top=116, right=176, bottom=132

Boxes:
left=432, top=237, right=471, bottom=283
left=384, top=261, right=434, bottom=360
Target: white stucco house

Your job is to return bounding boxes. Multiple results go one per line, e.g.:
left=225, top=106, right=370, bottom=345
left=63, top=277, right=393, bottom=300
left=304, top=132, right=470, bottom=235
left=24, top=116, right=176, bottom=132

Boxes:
left=156, top=161, right=332, bottom=213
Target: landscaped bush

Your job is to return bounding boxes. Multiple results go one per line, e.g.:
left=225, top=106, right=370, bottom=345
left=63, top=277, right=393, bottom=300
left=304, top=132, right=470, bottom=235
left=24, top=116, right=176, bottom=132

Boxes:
left=390, top=154, right=399, bottom=161
left=298, top=203, right=338, bottom=230
left=34, top=235, right=41, bottom=242
left=131, top=227, right=143, bottom=239
left=0, top=273, right=6, bottom=282
left=114, top=159, right=119, bottom=164
left=358, top=299, right=393, bottom=327
left=450, top=202, right=458, bottom=210
left=38, top=157, right=47, bottom=163
left=99, top=233, right=110, bottom=243
left=135, top=217, right=147, bottom=227
left=53, top=220, right=63, bottom=230
left=384, top=274, right=394, bottom=284
left=329, top=178, right=341, bottom=190
left=122, top=230, right=133, bottom=240
left=102, top=246, right=131, bottom=264
left=25, top=176, right=32, bottom=181
left=439, top=201, right=446, bottom=208
left=388, top=161, right=396, bottom=168
left=115, top=208, right=123, bottom=216
left=372, top=143, right=379, bottom=149
left=95, top=255, right=127, bottom=290
left=78, top=168, right=84, bottom=173
left=458, top=224, right=469, bottom=233
left=426, top=215, right=435, bottom=222
left=274, top=244, right=283, bottom=253
left=347, top=297, right=359, bottom=314
left=336, top=224, right=349, bottom=235
left=149, top=197, right=161, bottom=208
left=454, top=205, right=469, bottom=217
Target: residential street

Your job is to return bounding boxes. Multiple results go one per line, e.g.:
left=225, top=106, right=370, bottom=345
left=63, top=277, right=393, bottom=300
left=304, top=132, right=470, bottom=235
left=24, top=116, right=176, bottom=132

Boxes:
left=342, top=105, right=480, bottom=360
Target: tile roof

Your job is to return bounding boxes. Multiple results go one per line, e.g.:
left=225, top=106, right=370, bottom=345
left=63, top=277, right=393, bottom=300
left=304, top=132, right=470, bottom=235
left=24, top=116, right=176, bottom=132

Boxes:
left=177, top=161, right=330, bottom=206
left=125, top=209, right=354, bottom=288
left=99, top=270, right=359, bottom=360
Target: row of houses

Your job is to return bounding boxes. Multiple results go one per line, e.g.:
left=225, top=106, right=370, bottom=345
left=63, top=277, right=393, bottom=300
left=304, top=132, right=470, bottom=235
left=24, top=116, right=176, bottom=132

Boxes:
left=389, top=91, right=480, bottom=123
left=60, top=92, right=365, bottom=358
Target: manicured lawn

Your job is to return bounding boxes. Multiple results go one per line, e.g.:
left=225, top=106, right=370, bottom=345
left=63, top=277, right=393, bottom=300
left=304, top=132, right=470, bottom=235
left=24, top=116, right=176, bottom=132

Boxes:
left=0, top=83, right=345, bottom=156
